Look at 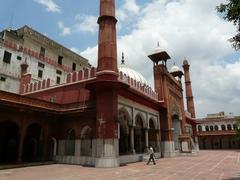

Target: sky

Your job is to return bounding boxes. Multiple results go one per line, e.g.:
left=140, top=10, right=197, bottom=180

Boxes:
left=0, top=0, right=239, bottom=118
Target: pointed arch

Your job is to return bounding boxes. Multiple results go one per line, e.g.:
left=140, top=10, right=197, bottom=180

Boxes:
left=172, top=114, right=181, bottom=150
left=134, top=114, right=145, bottom=153
left=80, top=126, right=93, bottom=156
left=23, top=123, right=44, bottom=162
left=65, top=129, right=75, bottom=156
left=0, top=120, right=20, bottom=163
left=118, top=108, right=131, bottom=155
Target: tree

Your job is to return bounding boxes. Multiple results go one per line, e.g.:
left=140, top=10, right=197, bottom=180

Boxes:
left=216, top=0, right=240, bottom=50
left=236, top=120, right=240, bottom=140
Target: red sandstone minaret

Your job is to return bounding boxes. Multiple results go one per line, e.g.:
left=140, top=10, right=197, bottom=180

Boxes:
left=183, top=59, right=196, bottom=118
left=97, top=0, right=118, bottom=76
left=92, top=0, right=119, bottom=167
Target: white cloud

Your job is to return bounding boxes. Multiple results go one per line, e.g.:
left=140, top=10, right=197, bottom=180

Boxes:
left=33, top=0, right=61, bottom=13
left=81, top=0, right=239, bottom=117
left=123, top=0, right=140, bottom=14
left=59, top=14, right=98, bottom=35
left=81, top=46, right=98, bottom=67
left=58, top=21, right=71, bottom=36
left=70, top=47, right=81, bottom=54
left=193, top=59, right=240, bottom=117
left=117, top=0, right=140, bottom=22
left=74, top=14, right=98, bottom=33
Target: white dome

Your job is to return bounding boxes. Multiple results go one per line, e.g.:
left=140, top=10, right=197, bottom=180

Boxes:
left=119, top=64, right=147, bottom=85
left=170, top=65, right=181, bottom=73
left=152, top=46, right=165, bottom=54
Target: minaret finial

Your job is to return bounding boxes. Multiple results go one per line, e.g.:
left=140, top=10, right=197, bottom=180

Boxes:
left=121, top=52, right=125, bottom=64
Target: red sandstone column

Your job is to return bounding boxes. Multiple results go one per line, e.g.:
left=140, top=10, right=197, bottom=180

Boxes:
left=97, top=0, right=118, bottom=75
left=43, top=126, right=49, bottom=161
left=130, top=126, right=135, bottom=153
left=18, top=121, right=26, bottom=163
left=156, top=130, right=161, bottom=152
left=183, top=59, right=196, bottom=118
left=145, top=129, right=149, bottom=151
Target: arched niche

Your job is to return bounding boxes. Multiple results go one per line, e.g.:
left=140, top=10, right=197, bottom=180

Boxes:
left=0, top=120, right=19, bottom=164
left=172, top=114, right=181, bottom=150
left=65, top=129, right=75, bottom=156
left=23, top=123, right=44, bottom=162
left=148, top=118, right=157, bottom=150
left=80, top=126, right=93, bottom=156
left=118, top=108, right=131, bottom=155
left=134, top=113, right=145, bottom=153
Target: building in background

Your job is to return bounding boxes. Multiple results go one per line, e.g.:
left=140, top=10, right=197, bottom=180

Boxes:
left=0, top=0, right=198, bottom=168
left=197, top=112, right=240, bottom=149
left=0, top=26, right=90, bottom=94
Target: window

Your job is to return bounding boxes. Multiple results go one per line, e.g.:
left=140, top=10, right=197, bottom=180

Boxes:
left=0, top=77, right=6, bottom=82
left=17, top=56, right=22, bottom=60
left=56, top=76, right=61, bottom=84
left=56, top=70, right=62, bottom=75
left=233, top=124, right=237, bottom=130
left=210, top=126, right=214, bottom=131
left=38, top=62, right=45, bottom=68
left=3, top=51, right=12, bottom=64
left=205, top=126, right=209, bottom=131
left=72, top=63, right=76, bottom=71
left=58, top=56, right=63, bottom=65
left=221, top=125, right=226, bottom=131
left=39, top=47, right=45, bottom=59
left=197, top=125, right=202, bottom=132
left=227, top=124, right=232, bottom=130
left=38, top=70, right=43, bottom=78
left=214, top=125, right=218, bottom=131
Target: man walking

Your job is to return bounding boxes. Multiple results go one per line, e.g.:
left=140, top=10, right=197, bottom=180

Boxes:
left=147, top=145, right=156, bottom=165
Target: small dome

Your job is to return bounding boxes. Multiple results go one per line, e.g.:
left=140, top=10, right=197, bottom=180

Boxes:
left=119, top=63, right=147, bottom=85
left=152, top=45, right=165, bottom=55
left=148, top=43, right=171, bottom=62
left=170, top=65, right=181, bottom=73
left=183, top=58, right=189, bottom=65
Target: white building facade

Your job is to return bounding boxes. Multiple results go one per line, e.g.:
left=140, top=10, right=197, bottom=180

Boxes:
left=0, top=26, right=90, bottom=94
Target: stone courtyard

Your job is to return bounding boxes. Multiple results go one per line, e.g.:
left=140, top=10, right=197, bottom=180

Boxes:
left=0, top=150, right=239, bottom=180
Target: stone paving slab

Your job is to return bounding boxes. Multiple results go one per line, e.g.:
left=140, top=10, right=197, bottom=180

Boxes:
left=0, top=150, right=239, bottom=180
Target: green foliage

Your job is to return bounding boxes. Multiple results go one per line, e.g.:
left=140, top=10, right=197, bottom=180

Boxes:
left=216, top=0, right=240, bottom=50
left=236, top=119, right=240, bottom=140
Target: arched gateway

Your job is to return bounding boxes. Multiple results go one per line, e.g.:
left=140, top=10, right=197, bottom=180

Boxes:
left=23, top=123, right=44, bottom=162
left=118, top=108, right=131, bottom=155
left=0, top=121, right=19, bottom=164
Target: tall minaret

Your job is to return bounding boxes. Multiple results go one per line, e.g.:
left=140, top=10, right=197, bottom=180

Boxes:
left=97, top=0, right=118, bottom=75
left=94, top=0, right=119, bottom=167
left=183, top=59, right=196, bottom=118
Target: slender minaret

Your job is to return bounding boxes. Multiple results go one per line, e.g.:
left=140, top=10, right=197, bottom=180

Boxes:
left=183, top=59, right=196, bottom=118
left=94, top=0, right=119, bottom=167
left=97, top=0, right=118, bottom=75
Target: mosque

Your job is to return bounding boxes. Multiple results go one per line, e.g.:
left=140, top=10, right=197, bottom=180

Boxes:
left=0, top=0, right=197, bottom=167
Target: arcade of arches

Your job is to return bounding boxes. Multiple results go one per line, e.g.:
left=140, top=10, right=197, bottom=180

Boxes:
left=198, top=136, right=240, bottom=149
left=118, top=108, right=160, bottom=155
left=0, top=121, right=45, bottom=164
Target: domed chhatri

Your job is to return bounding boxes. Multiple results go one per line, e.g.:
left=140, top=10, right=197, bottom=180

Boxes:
left=148, top=43, right=171, bottom=65
left=170, top=63, right=184, bottom=80
left=183, top=58, right=189, bottom=66
left=170, top=64, right=181, bottom=73
left=119, top=52, right=147, bottom=85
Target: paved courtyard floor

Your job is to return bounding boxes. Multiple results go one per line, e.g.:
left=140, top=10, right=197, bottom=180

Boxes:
left=0, top=150, right=239, bottom=180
